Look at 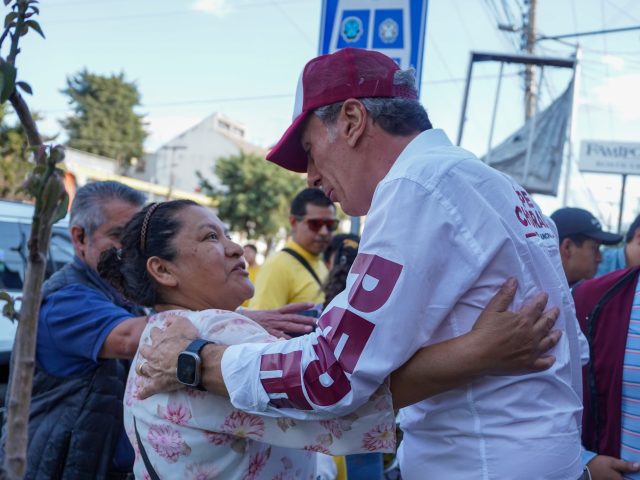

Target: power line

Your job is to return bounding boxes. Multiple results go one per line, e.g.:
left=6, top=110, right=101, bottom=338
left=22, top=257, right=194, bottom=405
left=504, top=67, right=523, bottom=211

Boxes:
left=35, top=72, right=523, bottom=116
left=428, top=39, right=459, bottom=83
left=600, top=0, right=615, bottom=138
left=580, top=45, right=640, bottom=56
left=47, top=0, right=310, bottom=8
left=481, top=0, right=520, bottom=51
left=582, top=55, right=640, bottom=69
left=451, top=0, right=477, bottom=47
left=539, top=24, right=640, bottom=41
left=46, top=0, right=160, bottom=7
left=38, top=93, right=293, bottom=115
left=268, top=0, right=315, bottom=47
left=570, top=0, right=579, bottom=33
left=501, top=0, right=517, bottom=26
left=44, top=0, right=312, bottom=25
left=604, top=0, right=640, bottom=25
left=46, top=10, right=191, bottom=25
left=424, top=72, right=521, bottom=85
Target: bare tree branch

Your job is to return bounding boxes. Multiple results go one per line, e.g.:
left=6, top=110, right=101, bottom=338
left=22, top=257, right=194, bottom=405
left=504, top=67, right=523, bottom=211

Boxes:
left=8, top=90, right=41, bottom=149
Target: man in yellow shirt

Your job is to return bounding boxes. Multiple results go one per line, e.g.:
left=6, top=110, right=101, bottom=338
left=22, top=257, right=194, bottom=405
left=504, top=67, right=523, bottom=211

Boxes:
left=250, top=188, right=345, bottom=478
left=249, top=188, right=337, bottom=310
left=243, top=244, right=261, bottom=284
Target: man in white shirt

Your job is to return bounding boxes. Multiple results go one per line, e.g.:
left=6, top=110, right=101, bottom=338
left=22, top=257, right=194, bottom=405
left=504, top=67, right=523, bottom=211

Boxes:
left=137, top=48, right=583, bottom=479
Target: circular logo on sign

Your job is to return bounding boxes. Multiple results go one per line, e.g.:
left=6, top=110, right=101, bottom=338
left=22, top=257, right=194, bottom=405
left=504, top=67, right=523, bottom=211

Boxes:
left=379, top=18, right=399, bottom=44
left=341, top=16, right=363, bottom=43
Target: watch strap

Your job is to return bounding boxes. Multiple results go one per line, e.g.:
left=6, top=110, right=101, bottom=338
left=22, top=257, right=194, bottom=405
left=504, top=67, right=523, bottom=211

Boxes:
left=185, top=338, right=213, bottom=356
left=181, top=338, right=213, bottom=390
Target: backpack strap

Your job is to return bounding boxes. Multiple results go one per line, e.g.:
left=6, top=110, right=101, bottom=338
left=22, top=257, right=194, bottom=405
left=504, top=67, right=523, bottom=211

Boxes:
left=282, top=247, right=322, bottom=287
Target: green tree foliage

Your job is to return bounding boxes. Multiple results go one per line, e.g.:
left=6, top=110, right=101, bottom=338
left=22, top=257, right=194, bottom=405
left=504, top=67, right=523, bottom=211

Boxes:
left=0, top=104, right=31, bottom=200
left=60, top=69, right=147, bottom=165
left=199, top=152, right=306, bottom=248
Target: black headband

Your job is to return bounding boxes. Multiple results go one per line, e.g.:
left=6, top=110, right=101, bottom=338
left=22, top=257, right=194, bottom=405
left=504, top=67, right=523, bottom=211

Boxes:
left=140, top=202, right=160, bottom=252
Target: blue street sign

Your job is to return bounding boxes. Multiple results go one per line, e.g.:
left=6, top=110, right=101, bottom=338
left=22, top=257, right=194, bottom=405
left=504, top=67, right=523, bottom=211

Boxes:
left=319, top=0, right=429, bottom=92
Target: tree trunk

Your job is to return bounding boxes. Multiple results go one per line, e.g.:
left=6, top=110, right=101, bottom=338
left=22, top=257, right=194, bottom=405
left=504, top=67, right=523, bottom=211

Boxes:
left=1, top=92, right=65, bottom=480
left=265, top=237, right=274, bottom=255
left=3, top=242, right=50, bottom=480
left=0, top=4, right=65, bottom=478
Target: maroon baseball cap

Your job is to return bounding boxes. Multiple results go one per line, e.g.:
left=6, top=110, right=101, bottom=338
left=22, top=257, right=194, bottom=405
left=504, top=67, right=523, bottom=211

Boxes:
left=266, top=48, right=418, bottom=173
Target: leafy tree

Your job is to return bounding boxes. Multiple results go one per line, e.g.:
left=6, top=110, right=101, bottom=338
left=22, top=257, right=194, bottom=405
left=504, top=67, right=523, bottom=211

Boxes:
left=0, top=103, right=31, bottom=199
left=0, top=2, right=68, bottom=478
left=61, top=69, right=147, bottom=166
left=199, top=152, right=306, bottom=251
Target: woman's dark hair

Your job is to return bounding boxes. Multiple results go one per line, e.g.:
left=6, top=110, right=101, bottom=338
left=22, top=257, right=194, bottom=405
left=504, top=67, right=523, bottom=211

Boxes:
left=323, top=233, right=359, bottom=265
left=323, top=233, right=360, bottom=308
left=98, top=200, right=197, bottom=307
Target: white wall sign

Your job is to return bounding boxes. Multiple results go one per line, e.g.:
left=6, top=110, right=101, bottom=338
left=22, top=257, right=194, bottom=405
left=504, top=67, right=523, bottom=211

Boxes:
left=579, top=140, right=640, bottom=175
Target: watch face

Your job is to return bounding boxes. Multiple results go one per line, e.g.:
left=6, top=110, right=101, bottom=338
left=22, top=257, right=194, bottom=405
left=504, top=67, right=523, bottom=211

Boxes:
left=177, top=352, right=199, bottom=385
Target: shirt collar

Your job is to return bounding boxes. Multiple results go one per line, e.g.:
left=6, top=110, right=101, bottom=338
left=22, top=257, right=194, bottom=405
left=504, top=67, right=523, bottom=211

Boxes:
left=386, top=128, right=453, bottom=177
left=401, top=128, right=452, bottom=155
left=72, top=255, right=136, bottom=310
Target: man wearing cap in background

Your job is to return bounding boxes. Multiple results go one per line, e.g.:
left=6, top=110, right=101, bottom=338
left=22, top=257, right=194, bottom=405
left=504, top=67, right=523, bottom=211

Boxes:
left=597, top=213, right=640, bottom=276
left=137, top=48, right=582, bottom=479
left=550, top=207, right=623, bottom=288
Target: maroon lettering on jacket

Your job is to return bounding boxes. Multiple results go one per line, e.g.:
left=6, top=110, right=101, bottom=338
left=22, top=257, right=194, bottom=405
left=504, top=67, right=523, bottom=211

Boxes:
left=259, top=254, right=403, bottom=409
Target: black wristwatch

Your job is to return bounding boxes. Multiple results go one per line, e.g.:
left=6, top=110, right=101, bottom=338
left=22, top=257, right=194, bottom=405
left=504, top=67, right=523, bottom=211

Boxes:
left=176, top=339, right=213, bottom=390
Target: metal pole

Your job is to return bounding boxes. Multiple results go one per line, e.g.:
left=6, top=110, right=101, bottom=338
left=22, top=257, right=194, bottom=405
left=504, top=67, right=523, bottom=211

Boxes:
left=618, top=174, right=628, bottom=234
left=562, top=45, right=581, bottom=206
left=523, top=0, right=538, bottom=120
left=523, top=66, right=544, bottom=185
left=456, top=53, right=475, bottom=146
left=350, top=216, right=361, bottom=235
left=485, top=62, right=505, bottom=163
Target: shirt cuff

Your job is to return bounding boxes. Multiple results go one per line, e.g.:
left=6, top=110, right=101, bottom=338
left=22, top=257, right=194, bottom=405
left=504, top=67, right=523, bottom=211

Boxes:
left=582, top=448, right=597, bottom=468
left=221, top=342, right=271, bottom=413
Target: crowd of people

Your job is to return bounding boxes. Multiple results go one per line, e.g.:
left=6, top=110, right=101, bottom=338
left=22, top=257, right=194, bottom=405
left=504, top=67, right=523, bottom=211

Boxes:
left=1, top=47, right=640, bottom=480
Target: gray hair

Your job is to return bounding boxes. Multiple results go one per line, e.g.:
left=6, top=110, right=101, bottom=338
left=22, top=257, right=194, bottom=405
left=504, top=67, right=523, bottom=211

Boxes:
left=70, top=181, right=146, bottom=236
left=314, top=69, right=432, bottom=135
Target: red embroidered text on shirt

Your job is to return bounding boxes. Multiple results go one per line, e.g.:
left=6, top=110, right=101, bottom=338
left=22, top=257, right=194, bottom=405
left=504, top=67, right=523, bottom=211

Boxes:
left=259, top=253, right=403, bottom=409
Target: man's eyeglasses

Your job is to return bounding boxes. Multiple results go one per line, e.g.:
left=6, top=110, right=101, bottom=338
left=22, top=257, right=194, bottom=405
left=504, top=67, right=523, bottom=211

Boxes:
left=297, top=217, right=339, bottom=233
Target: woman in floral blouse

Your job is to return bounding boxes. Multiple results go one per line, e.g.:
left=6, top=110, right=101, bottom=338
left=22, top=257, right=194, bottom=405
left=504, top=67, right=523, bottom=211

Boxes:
left=99, top=200, right=396, bottom=479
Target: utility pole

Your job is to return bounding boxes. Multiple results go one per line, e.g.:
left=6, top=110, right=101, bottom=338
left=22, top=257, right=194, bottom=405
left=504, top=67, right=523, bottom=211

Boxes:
left=522, top=0, right=538, bottom=120
left=161, top=145, right=186, bottom=200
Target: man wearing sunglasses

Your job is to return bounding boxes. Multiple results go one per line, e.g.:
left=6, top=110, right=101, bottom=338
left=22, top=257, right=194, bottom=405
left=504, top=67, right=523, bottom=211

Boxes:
left=249, top=187, right=337, bottom=310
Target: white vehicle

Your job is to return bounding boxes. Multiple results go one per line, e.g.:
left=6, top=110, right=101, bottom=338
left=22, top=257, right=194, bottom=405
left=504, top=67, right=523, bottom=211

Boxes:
left=0, top=200, right=74, bottom=410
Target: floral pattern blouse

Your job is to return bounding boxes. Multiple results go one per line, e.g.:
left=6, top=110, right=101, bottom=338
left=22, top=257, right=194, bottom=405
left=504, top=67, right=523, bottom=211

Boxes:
left=124, top=309, right=396, bottom=480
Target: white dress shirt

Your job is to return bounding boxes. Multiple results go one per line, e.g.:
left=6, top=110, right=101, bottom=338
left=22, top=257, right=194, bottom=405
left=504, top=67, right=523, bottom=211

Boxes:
left=222, top=129, right=584, bottom=479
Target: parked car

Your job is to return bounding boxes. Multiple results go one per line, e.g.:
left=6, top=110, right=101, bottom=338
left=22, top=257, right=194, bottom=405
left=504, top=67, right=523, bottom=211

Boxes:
left=0, top=200, right=74, bottom=410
